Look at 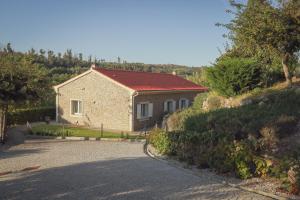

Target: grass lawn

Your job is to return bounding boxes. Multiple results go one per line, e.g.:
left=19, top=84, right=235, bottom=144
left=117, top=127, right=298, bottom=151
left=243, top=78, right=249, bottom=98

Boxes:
left=31, top=124, right=144, bottom=139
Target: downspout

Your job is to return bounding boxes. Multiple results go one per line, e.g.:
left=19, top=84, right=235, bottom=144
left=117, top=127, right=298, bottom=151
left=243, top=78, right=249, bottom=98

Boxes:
left=54, top=87, right=59, bottom=123
left=131, top=91, right=139, bottom=132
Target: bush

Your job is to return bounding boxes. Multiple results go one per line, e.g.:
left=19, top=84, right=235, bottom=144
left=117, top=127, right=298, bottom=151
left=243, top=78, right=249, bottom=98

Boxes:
left=148, top=129, right=172, bottom=154
left=202, top=93, right=223, bottom=111
left=192, top=92, right=208, bottom=111
left=259, top=115, right=298, bottom=152
left=206, top=57, right=263, bottom=97
left=253, top=157, right=272, bottom=177
left=7, top=107, right=55, bottom=125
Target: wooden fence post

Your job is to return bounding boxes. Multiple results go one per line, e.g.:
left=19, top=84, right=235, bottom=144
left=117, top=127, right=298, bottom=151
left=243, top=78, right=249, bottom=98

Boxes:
left=100, top=123, right=103, bottom=138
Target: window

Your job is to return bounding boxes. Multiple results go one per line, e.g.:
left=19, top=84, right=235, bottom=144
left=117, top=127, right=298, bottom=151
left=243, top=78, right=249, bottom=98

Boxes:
left=167, top=101, right=173, bottom=112
left=141, top=103, right=149, bottom=118
left=137, top=102, right=153, bottom=119
left=164, top=99, right=176, bottom=113
left=179, top=98, right=189, bottom=109
left=71, top=100, right=82, bottom=115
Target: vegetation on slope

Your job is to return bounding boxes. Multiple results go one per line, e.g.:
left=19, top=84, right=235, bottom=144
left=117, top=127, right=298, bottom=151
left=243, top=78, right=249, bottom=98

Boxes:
left=149, top=80, right=300, bottom=194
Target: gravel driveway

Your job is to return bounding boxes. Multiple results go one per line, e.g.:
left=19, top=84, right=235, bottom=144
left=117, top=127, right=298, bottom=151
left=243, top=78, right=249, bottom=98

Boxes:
left=0, top=139, right=271, bottom=200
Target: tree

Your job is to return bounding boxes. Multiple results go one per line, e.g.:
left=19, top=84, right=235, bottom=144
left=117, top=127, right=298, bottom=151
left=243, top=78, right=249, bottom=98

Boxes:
left=0, top=50, right=49, bottom=143
left=220, top=0, right=300, bottom=86
left=206, top=57, right=263, bottom=97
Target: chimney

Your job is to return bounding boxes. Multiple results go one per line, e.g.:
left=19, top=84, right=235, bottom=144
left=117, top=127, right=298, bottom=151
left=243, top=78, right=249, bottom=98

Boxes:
left=172, top=71, right=177, bottom=75
left=91, top=64, right=96, bottom=69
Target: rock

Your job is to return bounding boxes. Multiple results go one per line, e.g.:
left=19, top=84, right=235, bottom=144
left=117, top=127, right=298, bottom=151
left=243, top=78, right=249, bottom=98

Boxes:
left=202, top=99, right=209, bottom=111
left=240, top=99, right=253, bottom=106
left=258, top=101, right=266, bottom=107
left=224, top=97, right=233, bottom=108
left=288, top=166, right=299, bottom=185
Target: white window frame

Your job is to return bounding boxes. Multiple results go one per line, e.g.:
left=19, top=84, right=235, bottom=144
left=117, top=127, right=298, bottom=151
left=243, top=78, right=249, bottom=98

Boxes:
left=70, top=99, right=83, bottom=117
left=179, top=98, right=189, bottom=109
left=164, top=99, right=176, bottom=113
left=137, top=102, right=153, bottom=120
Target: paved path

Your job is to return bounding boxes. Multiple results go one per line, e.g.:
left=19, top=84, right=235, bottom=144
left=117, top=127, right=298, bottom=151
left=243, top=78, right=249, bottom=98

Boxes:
left=0, top=140, right=271, bottom=200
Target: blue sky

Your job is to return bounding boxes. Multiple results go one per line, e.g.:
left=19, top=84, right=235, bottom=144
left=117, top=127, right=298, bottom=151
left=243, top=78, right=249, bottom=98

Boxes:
left=0, top=0, right=232, bottom=67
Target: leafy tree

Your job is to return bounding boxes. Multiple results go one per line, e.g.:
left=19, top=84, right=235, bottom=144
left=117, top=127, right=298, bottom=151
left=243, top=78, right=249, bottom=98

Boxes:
left=0, top=50, right=49, bottom=142
left=219, top=0, right=300, bottom=86
left=206, top=57, right=263, bottom=97
left=186, top=67, right=209, bottom=87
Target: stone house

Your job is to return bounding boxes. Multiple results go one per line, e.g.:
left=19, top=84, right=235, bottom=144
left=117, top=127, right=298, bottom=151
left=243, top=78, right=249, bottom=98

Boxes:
left=54, top=65, right=207, bottom=131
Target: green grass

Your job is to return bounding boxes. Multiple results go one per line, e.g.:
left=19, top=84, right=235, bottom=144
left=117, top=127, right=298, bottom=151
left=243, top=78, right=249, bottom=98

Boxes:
left=31, top=124, right=144, bottom=139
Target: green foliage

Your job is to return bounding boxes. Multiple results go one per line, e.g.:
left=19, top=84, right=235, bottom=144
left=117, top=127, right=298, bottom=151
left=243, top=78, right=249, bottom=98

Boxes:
left=31, top=124, right=142, bottom=139
left=0, top=51, right=49, bottom=104
left=149, top=88, right=300, bottom=180
left=290, top=147, right=300, bottom=195
left=186, top=89, right=300, bottom=134
left=148, top=129, right=172, bottom=154
left=186, top=67, right=209, bottom=87
left=231, top=141, right=254, bottom=179
left=204, top=93, right=223, bottom=110
left=192, top=93, right=208, bottom=111
left=219, top=0, right=300, bottom=84
left=259, top=115, right=298, bottom=152
left=253, top=157, right=272, bottom=177
left=206, top=57, right=263, bottom=97
left=7, top=107, right=55, bottom=125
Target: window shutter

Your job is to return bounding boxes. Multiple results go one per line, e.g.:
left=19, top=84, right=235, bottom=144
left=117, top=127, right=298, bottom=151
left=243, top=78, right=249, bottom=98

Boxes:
left=78, top=101, right=82, bottom=114
left=148, top=103, right=153, bottom=117
left=137, top=104, right=141, bottom=119
left=164, top=101, right=168, bottom=112
left=172, top=100, right=176, bottom=112
left=186, top=99, right=190, bottom=107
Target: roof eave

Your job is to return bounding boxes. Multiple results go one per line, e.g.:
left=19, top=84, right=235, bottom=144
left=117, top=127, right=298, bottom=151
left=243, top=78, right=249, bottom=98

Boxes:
left=135, top=88, right=208, bottom=95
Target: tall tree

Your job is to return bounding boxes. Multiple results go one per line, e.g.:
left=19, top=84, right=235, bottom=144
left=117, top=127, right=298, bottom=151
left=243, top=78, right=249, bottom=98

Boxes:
left=0, top=50, right=49, bottom=142
left=220, top=0, right=300, bottom=86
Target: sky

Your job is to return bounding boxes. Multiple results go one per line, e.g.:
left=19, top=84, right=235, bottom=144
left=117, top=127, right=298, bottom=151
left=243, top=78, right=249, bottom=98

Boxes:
left=0, top=0, right=233, bottom=67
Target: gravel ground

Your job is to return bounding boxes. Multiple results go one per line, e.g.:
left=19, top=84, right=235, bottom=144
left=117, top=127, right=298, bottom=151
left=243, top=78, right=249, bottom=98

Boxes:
left=0, top=139, right=272, bottom=200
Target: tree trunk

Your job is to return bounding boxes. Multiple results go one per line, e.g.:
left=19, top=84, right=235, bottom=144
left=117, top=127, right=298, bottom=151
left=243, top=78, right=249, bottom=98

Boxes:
left=282, top=53, right=292, bottom=87
left=0, top=104, right=8, bottom=143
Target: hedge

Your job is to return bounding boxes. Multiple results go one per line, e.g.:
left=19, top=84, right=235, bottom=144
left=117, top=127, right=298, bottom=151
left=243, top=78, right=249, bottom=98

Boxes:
left=7, top=107, right=55, bottom=125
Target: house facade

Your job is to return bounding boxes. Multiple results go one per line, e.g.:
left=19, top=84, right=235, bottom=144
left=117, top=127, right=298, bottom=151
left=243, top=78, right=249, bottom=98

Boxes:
left=54, top=65, right=207, bottom=132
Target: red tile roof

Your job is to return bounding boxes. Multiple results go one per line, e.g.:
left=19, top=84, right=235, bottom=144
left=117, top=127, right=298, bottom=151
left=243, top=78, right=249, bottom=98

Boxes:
left=94, top=68, right=208, bottom=92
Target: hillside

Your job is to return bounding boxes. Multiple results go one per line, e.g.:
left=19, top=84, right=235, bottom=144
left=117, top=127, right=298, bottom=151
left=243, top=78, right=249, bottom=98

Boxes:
left=150, top=79, right=300, bottom=196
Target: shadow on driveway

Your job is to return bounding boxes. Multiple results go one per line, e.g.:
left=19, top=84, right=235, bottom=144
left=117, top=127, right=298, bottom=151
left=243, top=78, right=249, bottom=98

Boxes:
left=0, top=148, right=46, bottom=160
left=0, top=157, right=254, bottom=200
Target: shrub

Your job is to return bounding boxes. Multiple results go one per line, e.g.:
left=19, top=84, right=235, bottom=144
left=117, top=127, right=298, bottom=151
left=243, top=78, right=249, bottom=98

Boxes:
left=253, top=157, right=272, bottom=177
left=230, top=141, right=254, bottom=179
left=203, top=93, right=223, bottom=111
left=166, top=108, right=195, bottom=131
left=7, top=107, right=55, bottom=125
left=150, top=88, right=300, bottom=182
left=148, top=129, right=172, bottom=154
left=206, top=57, right=263, bottom=97
left=192, top=92, right=208, bottom=111
left=259, top=115, right=298, bottom=152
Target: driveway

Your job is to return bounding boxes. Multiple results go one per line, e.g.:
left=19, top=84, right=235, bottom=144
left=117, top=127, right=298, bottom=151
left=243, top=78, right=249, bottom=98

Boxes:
left=0, top=140, right=271, bottom=200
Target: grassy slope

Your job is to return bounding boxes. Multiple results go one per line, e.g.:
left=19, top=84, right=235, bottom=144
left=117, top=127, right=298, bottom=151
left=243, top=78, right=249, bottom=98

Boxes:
left=185, top=79, right=300, bottom=153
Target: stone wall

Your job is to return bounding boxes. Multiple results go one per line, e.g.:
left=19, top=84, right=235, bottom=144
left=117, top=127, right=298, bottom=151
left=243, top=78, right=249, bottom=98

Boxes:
left=57, top=71, right=132, bottom=131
